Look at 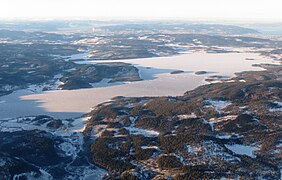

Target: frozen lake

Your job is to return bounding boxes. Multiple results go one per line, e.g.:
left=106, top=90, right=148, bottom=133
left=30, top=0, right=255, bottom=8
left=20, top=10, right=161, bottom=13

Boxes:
left=0, top=52, right=277, bottom=119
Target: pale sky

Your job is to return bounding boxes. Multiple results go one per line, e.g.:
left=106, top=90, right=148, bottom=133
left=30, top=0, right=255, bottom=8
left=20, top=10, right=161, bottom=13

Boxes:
left=0, top=0, right=281, bottom=22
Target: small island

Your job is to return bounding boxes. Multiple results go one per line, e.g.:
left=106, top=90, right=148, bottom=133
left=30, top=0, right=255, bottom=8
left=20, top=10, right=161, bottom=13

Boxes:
left=245, top=58, right=255, bottom=60
left=195, top=71, right=208, bottom=75
left=170, top=70, right=184, bottom=74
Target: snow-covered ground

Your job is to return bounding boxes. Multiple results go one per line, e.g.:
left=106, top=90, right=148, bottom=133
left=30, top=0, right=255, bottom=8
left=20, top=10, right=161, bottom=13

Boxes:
left=184, top=140, right=240, bottom=165
left=0, top=114, right=89, bottom=136
left=0, top=115, right=107, bottom=179
left=216, top=134, right=242, bottom=139
left=205, top=99, right=231, bottom=114
left=177, top=113, right=197, bottom=120
left=70, top=116, right=91, bottom=132
left=141, top=146, right=160, bottom=150
left=125, top=127, right=159, bottom=137
left=68, top=52, right=89, bottom=61
left=206, top=115, right=238, bottom=131
left=269, top=101, right=282, bottom=112
left=13, top=169, right=53, bottom=180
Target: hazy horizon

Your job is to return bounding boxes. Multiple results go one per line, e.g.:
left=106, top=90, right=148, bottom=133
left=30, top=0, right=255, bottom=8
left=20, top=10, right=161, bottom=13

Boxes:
left=0, top=0, right=281, bottom=23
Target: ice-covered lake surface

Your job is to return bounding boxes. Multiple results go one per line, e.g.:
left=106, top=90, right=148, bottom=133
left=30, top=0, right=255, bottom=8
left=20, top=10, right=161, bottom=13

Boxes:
left=0, top=52, right=278, bottom=119
left=225, top=144, right=257, bottom=158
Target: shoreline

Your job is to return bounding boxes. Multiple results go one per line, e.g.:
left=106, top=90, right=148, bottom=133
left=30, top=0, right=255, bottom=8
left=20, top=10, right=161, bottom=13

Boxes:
left=0, top=51, right=278, bottom=120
